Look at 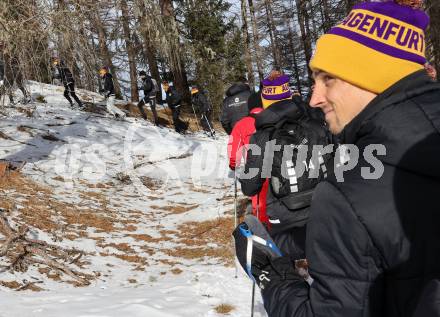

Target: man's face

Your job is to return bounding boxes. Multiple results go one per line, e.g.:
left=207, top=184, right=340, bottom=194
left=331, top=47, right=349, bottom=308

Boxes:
left=310, top=70, right=377, bottom=134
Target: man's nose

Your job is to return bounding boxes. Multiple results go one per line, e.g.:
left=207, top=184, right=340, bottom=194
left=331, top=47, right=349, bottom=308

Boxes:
left=309, top=86, right=326, bottom=109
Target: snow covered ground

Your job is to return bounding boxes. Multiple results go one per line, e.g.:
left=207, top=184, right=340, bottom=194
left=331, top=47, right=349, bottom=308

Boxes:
left=0, top=82, right=267, bottom=316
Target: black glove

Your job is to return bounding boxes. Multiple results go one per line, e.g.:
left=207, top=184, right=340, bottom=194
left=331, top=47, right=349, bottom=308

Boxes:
left=233, top=215, right=301, bottom=290
left=99, top=89, right=105, bottom=93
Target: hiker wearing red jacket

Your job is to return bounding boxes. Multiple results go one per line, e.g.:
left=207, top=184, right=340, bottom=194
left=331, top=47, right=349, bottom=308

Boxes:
left=228, top=92, right=269, bottom=225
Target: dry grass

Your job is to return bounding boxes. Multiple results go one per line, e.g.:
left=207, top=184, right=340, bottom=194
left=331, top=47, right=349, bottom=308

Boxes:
left=0, top=281, right=21, bottom=289
left=163, top=217, right=235, bottom=266
left=171, top=267, right=183, bottom=275
left=214, top=304, right=235, bottom=314
left=0, top=166, right=235, bottom=290
left=150, top=204, right=199, bottom=214
left=98, top=243, right=136, bottom=253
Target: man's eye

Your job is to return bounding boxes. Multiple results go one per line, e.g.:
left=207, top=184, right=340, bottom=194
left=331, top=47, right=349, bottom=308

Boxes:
left=323, top=75, right=335, bottom=86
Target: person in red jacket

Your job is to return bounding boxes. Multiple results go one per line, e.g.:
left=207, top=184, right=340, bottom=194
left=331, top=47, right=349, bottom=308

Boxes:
left=228, top=91, right=269, bottom=225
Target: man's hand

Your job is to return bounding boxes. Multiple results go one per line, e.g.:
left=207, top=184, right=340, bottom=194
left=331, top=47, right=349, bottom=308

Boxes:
left=233, top=215, right=301, bottom=290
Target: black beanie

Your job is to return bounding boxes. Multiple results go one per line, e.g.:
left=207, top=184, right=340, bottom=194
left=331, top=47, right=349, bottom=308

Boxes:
left=247, top=91, right=263, bottom=112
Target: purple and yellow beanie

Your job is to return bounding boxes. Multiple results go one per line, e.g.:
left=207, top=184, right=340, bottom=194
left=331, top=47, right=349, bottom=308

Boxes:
left=310, top=0, right=430, bottom=94
left=261, top=71, right=292, bottom=108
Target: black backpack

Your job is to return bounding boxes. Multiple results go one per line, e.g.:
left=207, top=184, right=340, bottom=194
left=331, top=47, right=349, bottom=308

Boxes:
left=143, top=77, right=153, bottom=93
left=268, top=116, right=332, bottom=210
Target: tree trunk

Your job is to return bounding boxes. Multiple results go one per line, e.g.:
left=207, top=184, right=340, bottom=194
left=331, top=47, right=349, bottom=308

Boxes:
left=295, top=0, right=313, bottom=83
left=159, top=0, right=191, bottom=108
left=136, top=0, right=162, bottom=95
left=321, top=0, right=332, bottom=33
left=264, top=0, right=282, bottom=70
left=144, top=41, right=161, bottom=85
left=120, top=0, right=139, bottom=102
left=426, top=0, right=440, bottom=77
left=241, top=0, right=255, bottom=88
left=55, top=0, right=82, bottom=86
left=287, top=18, right=302, bottom=92
left=92, top=11, right=122, bottom=99
left=248, top=0, right=264, bottom=82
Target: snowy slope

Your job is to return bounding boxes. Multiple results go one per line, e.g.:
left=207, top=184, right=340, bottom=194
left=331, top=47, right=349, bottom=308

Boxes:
left=0, top=82, right=267, bottom=317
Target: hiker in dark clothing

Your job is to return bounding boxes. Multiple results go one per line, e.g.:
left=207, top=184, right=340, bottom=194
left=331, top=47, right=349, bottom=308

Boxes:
left=191, top=86, right=214, bottom=136
left=163, top=81, right=187, bottom=133
left=52, top=58, right=82, bottom=108
left=99, top=67, right=125, bottom=118
left=240, top=71, right=331, bottom=258
left=0, top=54, right=29, bottom=105
left=138, top=71, right=159, bottom=125
left=220, top=79, right=251, bottom=134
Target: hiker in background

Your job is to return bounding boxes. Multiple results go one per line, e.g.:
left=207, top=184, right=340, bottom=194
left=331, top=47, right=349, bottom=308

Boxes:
left=138, top=71, right=160, bottom=125
left=239, top=70, right=331, bottom=258
left=228, top=91, right=269, bottom=225
left=220, top=77, right=251, bottom=135
left=191, top=86, right=215, bottom=137
left=0, top=44, right=29, bottom=105
left=99, top=67, right=125, bottom=119
left=52, top=57, right=83, bottom=108
left=163, top=81, right=187, bottom=133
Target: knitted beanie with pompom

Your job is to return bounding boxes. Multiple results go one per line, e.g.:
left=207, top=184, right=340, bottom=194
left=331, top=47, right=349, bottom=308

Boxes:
left=261, top=70, right=292, bottom=108
left=310, top=0, right=430, bottom=93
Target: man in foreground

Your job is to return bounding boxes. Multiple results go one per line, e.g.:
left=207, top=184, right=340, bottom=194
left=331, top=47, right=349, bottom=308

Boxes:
left=235, top=1, right=440, bottom=316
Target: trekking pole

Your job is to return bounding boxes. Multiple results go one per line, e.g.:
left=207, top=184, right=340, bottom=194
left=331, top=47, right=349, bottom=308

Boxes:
left=191, top=103, right=200, bottom=131
left=251, top=283, right=256, bottom=317
left=251, top=193, right=260, bottom=317
left=234, top=169, right=238, bottom=279
left=202, top=113, right=216, bottom=139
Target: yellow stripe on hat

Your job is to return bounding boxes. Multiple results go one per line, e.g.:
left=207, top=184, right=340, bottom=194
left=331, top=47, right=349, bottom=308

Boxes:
left=310, top=34, right=424, bottom=94
left=337, top=9, right=426, bottom=58
left=262, top=83, right=290, bottom=96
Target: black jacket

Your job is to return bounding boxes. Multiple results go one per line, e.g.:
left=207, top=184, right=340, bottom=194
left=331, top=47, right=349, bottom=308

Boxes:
left=101, top=73, right=114, bottom=97
left=262, top=70, right=440, bottom=317
left=54, top=61, right=74, bottom=86
left=191, top=91, right=211, bottom=114
left=140, top=76, right=155, bottom=97
left=165, top=86, right=181, bottom=109
left=221, top=83, right=251, bottom=134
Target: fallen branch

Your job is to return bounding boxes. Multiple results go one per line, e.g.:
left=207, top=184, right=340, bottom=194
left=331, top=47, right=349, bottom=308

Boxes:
left=134, top=151, right=192, bottom=169
left=0, top=210, right=93, bottom=287
left=0, top=131, right=36, bottom=147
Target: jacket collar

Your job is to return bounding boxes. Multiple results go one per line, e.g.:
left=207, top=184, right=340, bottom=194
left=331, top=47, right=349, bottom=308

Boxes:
left=339, top=70, right=440, bottom=144
left=255, top=99, right=303, bottom=129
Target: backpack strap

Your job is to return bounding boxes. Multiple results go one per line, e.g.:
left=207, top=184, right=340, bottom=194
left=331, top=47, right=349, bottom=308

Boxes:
left=279, top=188, right=314, bottom=210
